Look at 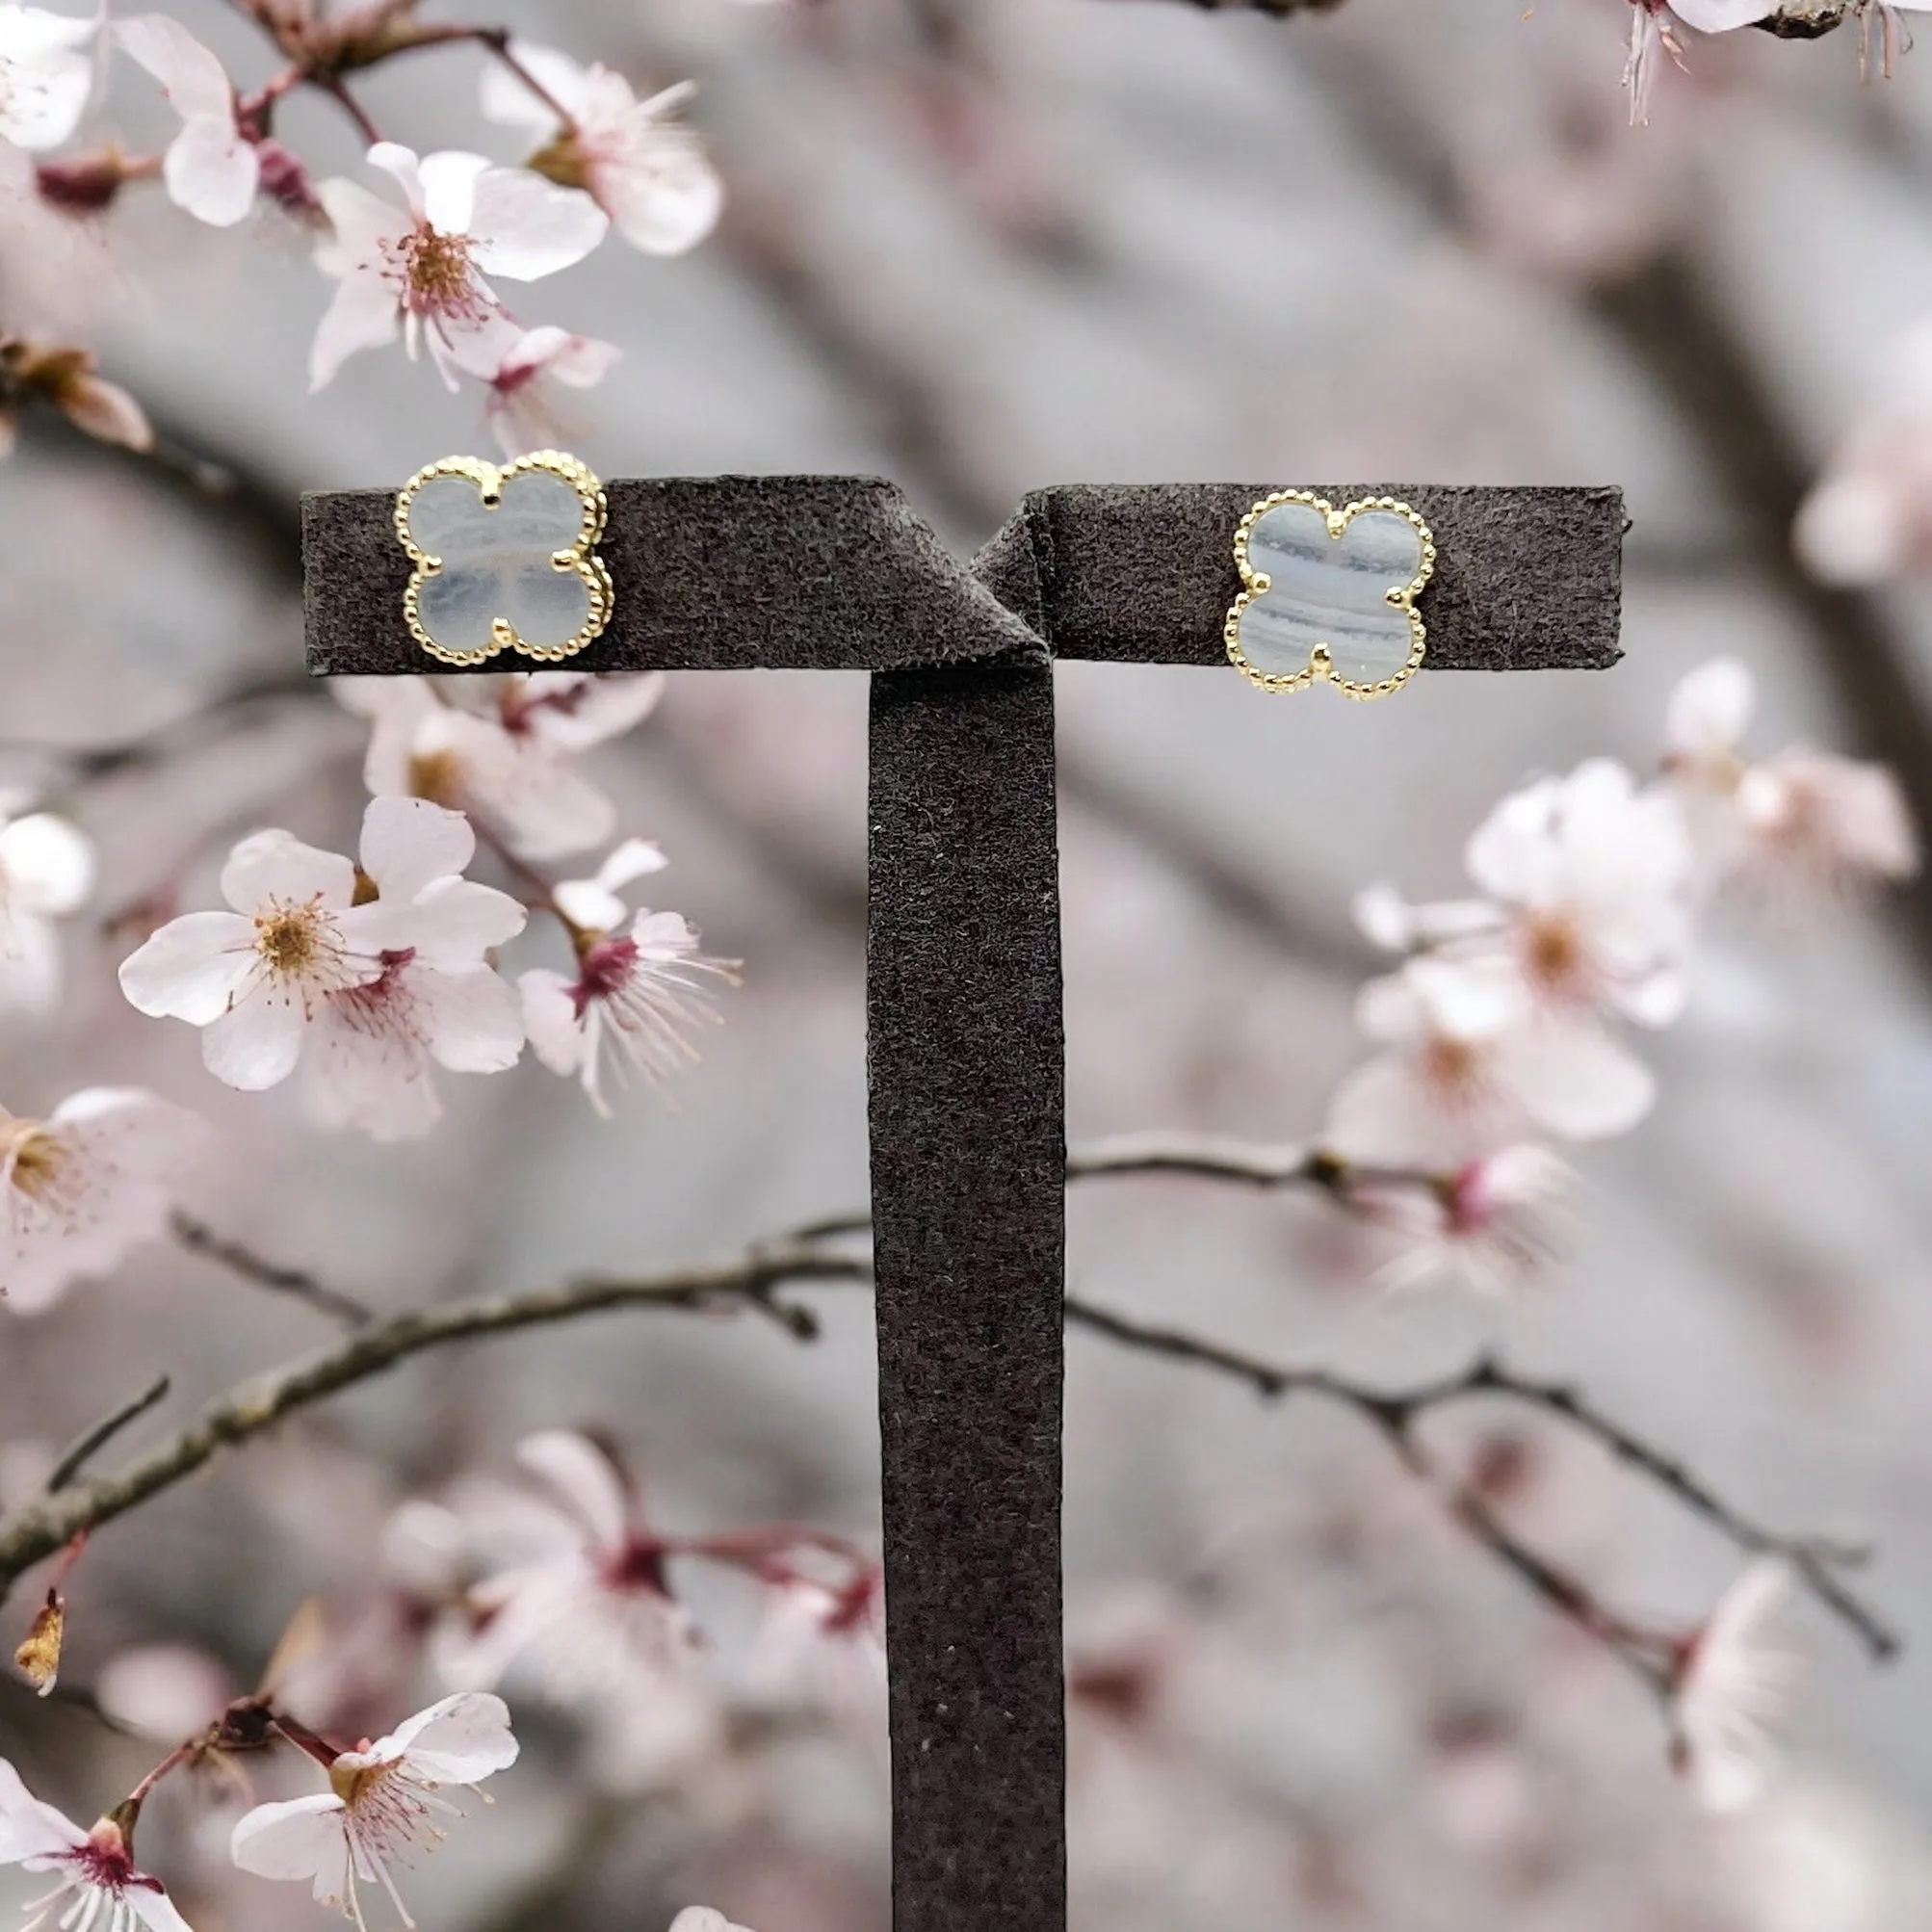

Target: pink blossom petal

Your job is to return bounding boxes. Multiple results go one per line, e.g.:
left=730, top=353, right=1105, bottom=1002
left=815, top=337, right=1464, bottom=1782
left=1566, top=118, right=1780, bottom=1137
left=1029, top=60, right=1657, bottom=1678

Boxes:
left=1497, top=1018, right=1655, bottom=1141
left=306, top=257, right=400, bottom=391
left=115, top=13, right=231, bottom=119
left=603, top=134, right=720, bottom=257
left=516, top=1429, right=629, bottom=1548
left=357, top=795, right=476, bottom=903
left=466, top=166, right=608, bottom=278
left=117, top=910, right=255, bottom=1022
left=124, top=1887, right=196, bottom=1932
left=364, top=140, right=427, bottom=215
left=376, top=1689, right=519, bottom=1783
left=518, top=968, right=585, bottom=1074
left=414, top=147, right=492, bottom=234
left=230, top=1792, right=352, bottom=1900
left=201, top=993, right=308, bottom=1091
left=1666, top=658, right=1755, bottom=760
left=162, top=113, right=257, bottom=226
left=520, top=671, right=665, bottom=752
left=414, top=963, right=525, bottom=1073
left=0, top=1759, right=85, bottom=1863
left=220, top=829, right=355, bottom=914
left=314, top=174, right=406, bottom=272
left=404, top=876, right=528, bottom=965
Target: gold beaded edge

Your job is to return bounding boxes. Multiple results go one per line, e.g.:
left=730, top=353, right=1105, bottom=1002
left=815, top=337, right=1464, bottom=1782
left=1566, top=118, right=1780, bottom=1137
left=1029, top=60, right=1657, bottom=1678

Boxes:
left=1223, top=490, right=1437, bottom=700
left=395, top=449, right=614, bottom=668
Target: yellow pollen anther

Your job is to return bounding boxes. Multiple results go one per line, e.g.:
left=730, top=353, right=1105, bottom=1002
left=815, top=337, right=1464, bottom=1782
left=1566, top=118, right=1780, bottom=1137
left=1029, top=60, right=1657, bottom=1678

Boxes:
left=255, top=905, right=320, bottom=975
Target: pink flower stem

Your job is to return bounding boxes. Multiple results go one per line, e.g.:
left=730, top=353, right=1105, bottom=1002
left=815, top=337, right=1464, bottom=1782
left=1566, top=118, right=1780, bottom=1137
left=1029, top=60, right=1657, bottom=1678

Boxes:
left=374, top=24, right=580, bottom=131
left=121, top=1739, right=198, bottom=1812
left=267, top=1709, right=344, bottom=1768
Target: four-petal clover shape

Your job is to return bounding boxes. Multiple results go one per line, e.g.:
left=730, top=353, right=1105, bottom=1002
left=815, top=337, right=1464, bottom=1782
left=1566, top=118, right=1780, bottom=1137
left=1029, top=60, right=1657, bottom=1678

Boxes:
left=1224, top=491, right=1436, bottom=699
left=396, top=451, right=614, bottom=667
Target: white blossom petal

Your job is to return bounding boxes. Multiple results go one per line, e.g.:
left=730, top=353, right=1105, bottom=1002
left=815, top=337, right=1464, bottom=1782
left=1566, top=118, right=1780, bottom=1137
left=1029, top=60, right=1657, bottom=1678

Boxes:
left=466, top=166, right=608, bottom=278
left=220, top=828, right=355, bottom=915
left=162, top=112, right=258, bottom=226
left=1666, top=657, right=1755, bottom=760
left=0, top=1758, right=85, bottom=1863
left=1496, top=1017, right=1655, bottom=1141
left=307, top=258, right=401, bottom=390
left=117, top=910, right=256, bottom=1022
left=357, top=795, right=477, bottom=903
left=414, top=147, right=491, bottom=234
left=375, top=1689, right=519, bottom=1783
left=516, top=1429, right=629, bottom=1549
left=200, top=991, right=309, bottom=1090
left=518, top=968, right=585, bottom=1075
left=230, top=1792, right=352, bottom=1901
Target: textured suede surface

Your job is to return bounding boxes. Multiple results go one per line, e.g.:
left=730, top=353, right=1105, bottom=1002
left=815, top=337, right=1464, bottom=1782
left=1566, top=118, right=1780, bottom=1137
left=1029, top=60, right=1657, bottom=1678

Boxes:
left=303, top=477, right=1622, bottom=675
left=870, top=666, right=1065, bottom=1932
left=302, top=473, right=1624, bottom=1932
left=975, top=483, right=1625, bottom=668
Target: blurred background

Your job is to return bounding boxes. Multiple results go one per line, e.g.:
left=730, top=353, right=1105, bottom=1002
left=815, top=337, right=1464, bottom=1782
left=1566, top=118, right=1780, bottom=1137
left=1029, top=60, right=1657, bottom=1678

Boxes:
left=6, top=0, right=1932, bottom=1925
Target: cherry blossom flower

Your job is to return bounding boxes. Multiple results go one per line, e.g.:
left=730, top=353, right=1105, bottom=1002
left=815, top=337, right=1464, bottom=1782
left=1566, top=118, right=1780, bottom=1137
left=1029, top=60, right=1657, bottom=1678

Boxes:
left=1365, top=1144, right=1577, bottom=1297
left=0, top=801, right=93, bottom=1010
left=521, top=904, right=734, bottom=1115
left=2, top=1087, right=203, bottom=1312
left=0, top=6, right=94, bottom=151
left=300, top=799, right=529, bottom=1140
left=0, top=1763, right=192, bottom=1932
left=744, top=1563, right=887, bottom=1728
left=1463, top=759, right=1694, bottom=1029
left=453, top=320, right=621, bottom=457
left=1624, top=1, right=1775, bottom=123
left=433, top=1430, right=697, bottom=1704
left=336, top=672, right=663, bottom=862
left=1671, top=1559, right=1804, bottom=1813
left=668, top=1914, right=754, bottom=1932
left=116, top=15, right=257, bottom=227
left=117, top=799, right=525, bottom=1121
left=229, top=1692, right=517, bottom=1929
left=480, top=44, right=721, bottom=255
left=309, top=142, right=607, bottom=391
left=1663, top=659, right=1918, bottom=894
left=1323, top=957, right=1653, bottom=1165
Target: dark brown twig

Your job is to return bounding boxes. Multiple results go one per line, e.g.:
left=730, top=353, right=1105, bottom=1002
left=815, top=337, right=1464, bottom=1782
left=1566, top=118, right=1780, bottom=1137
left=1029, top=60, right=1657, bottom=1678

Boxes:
left=170, top=1212, right=377, bottom=1328
left=45, top=1376, right=172, bottom=1494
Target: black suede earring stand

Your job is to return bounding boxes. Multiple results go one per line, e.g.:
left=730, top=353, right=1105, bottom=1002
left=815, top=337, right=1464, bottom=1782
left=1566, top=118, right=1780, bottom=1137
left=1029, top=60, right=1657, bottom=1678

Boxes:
left=302, top=477, right=1625, bottom=1932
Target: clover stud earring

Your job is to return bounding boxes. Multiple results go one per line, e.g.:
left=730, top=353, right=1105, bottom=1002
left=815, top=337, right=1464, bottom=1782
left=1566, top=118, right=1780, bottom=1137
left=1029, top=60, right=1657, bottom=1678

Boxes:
left=396, top=450, right=614, bottom=667
left=1223, top=491, right=1436, bottom=699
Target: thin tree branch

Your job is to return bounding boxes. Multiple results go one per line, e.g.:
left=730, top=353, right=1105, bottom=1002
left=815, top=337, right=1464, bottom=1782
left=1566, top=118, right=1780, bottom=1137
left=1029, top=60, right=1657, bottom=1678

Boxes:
left=0, top=1242, right=865, bottom=1600
left=1058, top=1299, right=1896, bottom=1663
left=171, top=1212, right=377, bottom=1328
left=45, top=1377, right=172, bottom=1494
left=2, top=1188, right=1890, bottom=1682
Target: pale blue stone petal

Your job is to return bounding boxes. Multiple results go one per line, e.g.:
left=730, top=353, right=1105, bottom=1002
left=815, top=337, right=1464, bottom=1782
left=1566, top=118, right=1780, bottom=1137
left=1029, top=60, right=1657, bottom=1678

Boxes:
left=405, top=468, right=595, bottom=656
left=1235, top=502, right=1423, bottom=687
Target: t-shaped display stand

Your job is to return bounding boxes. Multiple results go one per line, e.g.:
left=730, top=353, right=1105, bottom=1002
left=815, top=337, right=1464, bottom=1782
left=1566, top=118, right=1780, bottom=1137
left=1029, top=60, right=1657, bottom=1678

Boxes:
left=301, top=476, right=1625, bottom=1932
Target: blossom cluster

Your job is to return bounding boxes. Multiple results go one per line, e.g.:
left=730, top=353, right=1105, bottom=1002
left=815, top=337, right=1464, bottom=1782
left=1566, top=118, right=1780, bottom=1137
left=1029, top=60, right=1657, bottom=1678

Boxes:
left=0, top=3, right=719, bottom=451
left=1314, top=655, right=1915, bottom=1295
left=0, top=1426, right=880, bottom=1931
left=3, top=668, right=734, bottom=1311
